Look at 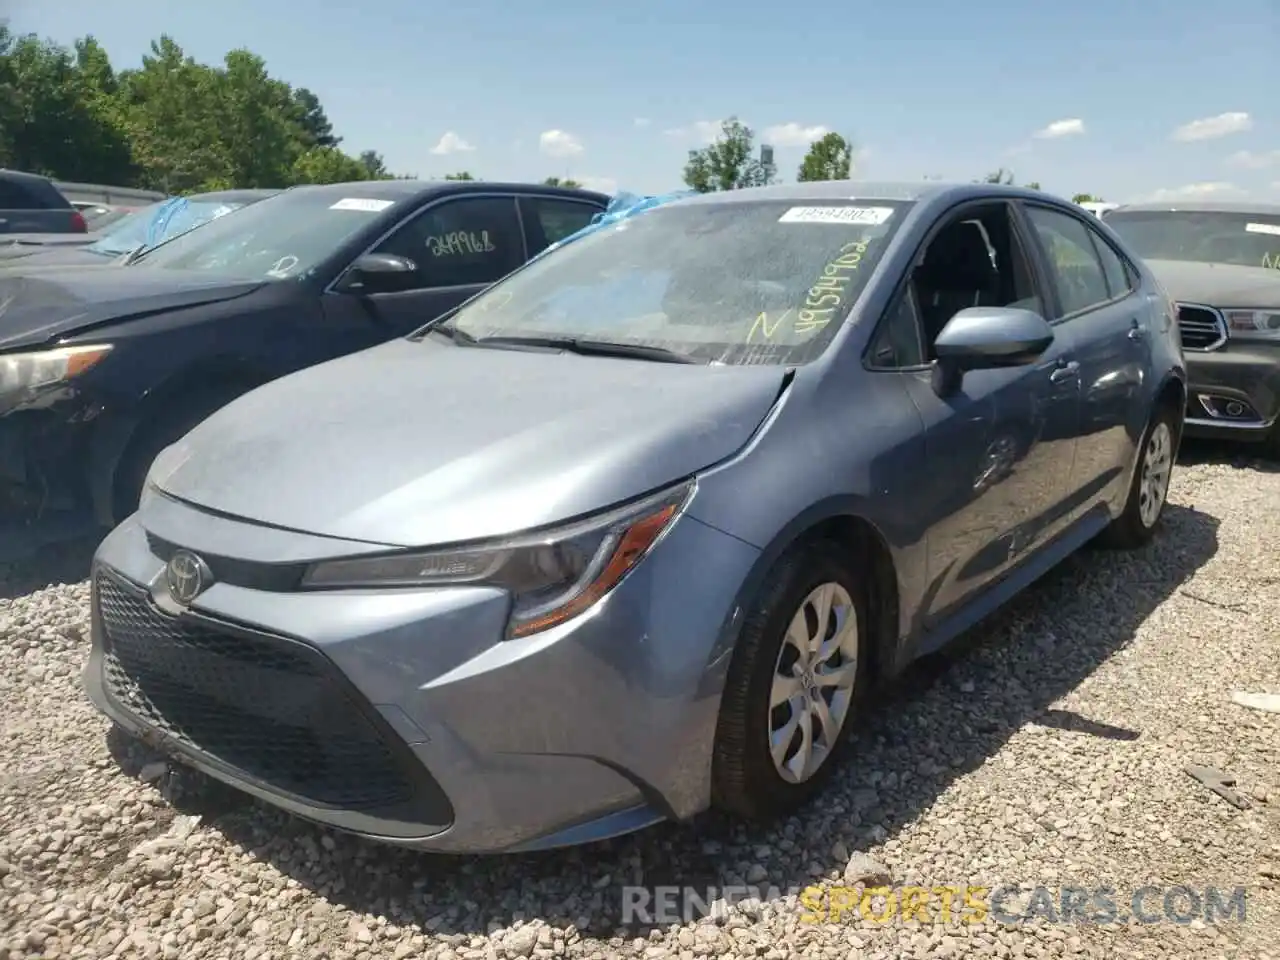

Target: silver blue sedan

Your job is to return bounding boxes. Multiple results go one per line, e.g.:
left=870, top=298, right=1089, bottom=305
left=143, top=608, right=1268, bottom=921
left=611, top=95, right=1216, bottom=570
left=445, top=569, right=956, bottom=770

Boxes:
left=83, top=180, right=1186, bottom=853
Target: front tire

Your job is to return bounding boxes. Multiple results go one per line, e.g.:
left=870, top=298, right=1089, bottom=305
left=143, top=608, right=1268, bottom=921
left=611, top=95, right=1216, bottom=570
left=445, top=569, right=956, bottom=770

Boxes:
left=1097, top=404, right=1177, bottom=549
left=711, top=540, right=871, bottom=820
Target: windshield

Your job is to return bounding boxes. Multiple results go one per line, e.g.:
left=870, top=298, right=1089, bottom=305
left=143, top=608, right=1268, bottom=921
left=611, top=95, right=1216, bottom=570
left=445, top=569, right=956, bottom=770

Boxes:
left=446, top=199, right=910, bottom=365
left=1106, top=210, right=1280, bottom=270
left=131, top=189, right=396, bottom=280
left=83, top=198, right=246, bottom=257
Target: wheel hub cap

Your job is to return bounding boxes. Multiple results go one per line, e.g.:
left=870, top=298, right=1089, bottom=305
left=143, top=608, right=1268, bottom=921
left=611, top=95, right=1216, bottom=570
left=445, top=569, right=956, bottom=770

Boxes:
left=768, top=582, right=860, bottom=785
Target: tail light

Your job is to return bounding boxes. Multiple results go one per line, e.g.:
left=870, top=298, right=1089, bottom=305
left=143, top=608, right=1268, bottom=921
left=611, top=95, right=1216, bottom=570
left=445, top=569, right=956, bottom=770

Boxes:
left=70, top=211, right=88, bottom=233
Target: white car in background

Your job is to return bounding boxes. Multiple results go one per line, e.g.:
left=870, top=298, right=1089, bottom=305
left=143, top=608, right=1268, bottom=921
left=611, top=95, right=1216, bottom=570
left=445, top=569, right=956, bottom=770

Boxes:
left=1079, top=201, right=1120, bottom=219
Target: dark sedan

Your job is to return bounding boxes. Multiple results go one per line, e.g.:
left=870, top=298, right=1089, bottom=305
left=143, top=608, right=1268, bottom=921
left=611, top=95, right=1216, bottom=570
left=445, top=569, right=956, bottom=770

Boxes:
left=0, top=179, right=609, bottom=526
left=1106, top=201, right=1280, bottom=455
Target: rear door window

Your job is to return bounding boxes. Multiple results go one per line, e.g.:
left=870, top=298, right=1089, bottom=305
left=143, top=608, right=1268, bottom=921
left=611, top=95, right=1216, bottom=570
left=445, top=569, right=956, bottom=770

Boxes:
left=519, top=196, right=604, bottom=255
left=0, top=180, right=36, bottom=208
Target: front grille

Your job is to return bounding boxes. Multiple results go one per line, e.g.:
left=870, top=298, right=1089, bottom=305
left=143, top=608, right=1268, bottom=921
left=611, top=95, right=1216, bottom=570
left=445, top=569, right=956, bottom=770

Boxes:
left=1176, top=304, right=1227, bottom=351
left=95, top=570, right=415, bottom=811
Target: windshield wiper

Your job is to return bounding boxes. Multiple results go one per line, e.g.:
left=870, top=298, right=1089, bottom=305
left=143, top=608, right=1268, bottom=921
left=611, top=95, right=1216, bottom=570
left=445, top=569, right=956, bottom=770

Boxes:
left=473, top=335, right=700, bottom=364
left=423, top=320, right=477, bottom=344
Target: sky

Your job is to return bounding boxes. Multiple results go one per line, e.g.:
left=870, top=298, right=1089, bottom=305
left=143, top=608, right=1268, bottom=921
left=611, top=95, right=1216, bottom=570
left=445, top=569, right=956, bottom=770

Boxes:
left=6, top=0, right=1279, bottom=203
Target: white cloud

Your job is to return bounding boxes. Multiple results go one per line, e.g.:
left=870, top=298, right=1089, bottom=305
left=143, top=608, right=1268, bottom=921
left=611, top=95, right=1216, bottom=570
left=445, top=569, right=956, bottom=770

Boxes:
left=1226, top=149, right=1280, bottom=169
left=576, top=176, right=618, bottom=194
left=1138, top=181, right=1243, bottom=202
left=633, top=117, right=651, bottom=128
left=761, top=122, right=831, bottom=147
left=664, top=120, right=724, bottom=144
left=539, top=129, right=584, bottom=158
left=1032, top=118, right=1085, bottom=139
left=1171, top=112, right=1252, bottom=142
left=429, top=131, right=475, bottom=155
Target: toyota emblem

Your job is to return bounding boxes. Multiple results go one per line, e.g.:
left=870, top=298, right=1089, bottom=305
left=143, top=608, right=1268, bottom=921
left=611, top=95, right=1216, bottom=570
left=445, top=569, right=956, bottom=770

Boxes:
left=165, top=550, right=211, bottom=605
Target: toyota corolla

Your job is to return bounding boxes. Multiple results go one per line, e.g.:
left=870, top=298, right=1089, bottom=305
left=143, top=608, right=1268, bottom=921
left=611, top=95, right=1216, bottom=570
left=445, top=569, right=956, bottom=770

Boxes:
left=84, top=181, right=1185, bottom=853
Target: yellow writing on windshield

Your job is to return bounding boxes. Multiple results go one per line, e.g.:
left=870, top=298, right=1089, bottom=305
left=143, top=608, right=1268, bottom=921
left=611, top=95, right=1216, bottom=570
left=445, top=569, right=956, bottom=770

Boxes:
left=746, top=239, right=869, bottom=342
left=798, top=239, right=868, bottom=333
left=1263, top=251, right=1279, bottom=270
left=745, top=308, right=793, bottom=342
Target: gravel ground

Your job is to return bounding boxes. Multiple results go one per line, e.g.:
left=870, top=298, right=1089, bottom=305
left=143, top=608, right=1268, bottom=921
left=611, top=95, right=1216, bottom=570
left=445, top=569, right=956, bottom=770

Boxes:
left=2, top=444, right=1278, bottom=960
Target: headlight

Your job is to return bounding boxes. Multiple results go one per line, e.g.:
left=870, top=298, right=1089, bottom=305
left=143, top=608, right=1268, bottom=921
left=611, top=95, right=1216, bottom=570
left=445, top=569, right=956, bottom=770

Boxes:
left=0, top=344, right=113, bottom=397
left=301, top=480, right=695, bottom=638
left=1223, top=309, right=1280, bottom=341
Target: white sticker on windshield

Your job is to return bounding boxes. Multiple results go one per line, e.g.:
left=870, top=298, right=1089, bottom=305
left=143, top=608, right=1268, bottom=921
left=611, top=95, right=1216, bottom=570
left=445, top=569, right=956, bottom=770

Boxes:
left=330, top=198, right=395, bottom=212
left=778, top=206, right=894, bottom=226
left=1245, top=222, right=1280, bottom=237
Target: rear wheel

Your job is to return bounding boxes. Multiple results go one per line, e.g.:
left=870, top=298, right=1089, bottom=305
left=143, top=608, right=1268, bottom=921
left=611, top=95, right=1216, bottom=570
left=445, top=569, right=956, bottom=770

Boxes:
left=711, top=541, right=871, bottom=820
left=1097, top=405, right=1177, bottom=549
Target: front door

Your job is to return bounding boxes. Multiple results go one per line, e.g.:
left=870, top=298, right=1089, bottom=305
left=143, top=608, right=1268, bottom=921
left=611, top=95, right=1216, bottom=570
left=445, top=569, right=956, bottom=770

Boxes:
left=322, top=194, right=529, bottom=336
left=870, top=201, right=1080, bottom=623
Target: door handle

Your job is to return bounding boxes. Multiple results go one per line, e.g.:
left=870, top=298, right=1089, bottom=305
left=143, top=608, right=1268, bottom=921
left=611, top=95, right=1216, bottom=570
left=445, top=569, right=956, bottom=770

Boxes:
left=1049, top=360, right=1080, bottom=383
left=1127, top=320, right=1145, bottom=341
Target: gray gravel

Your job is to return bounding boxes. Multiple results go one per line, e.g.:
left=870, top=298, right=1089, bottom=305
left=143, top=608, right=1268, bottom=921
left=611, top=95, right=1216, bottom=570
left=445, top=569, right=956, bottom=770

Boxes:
left=2, top=447, right=1278, bottom=960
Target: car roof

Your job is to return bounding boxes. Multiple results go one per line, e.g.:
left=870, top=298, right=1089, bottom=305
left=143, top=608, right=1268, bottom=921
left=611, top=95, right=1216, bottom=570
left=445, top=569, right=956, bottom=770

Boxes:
left=0, top=168, right=56, bottom=187
left=666, top=180, right=1053, bottom=208
left=279, top=179, right=611, bottom=206
left=1108, top=200, right=1280, bottom=216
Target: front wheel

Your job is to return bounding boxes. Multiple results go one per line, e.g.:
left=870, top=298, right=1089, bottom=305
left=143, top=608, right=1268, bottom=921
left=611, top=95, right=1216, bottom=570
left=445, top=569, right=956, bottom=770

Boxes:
left=1097, top=405, right=1177, bottom=549
left=711, top=540, right=871, bottom=820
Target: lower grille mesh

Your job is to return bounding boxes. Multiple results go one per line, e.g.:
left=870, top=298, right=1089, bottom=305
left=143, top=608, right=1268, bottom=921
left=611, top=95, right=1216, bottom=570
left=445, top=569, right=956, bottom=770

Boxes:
left=96, top=571, right=413, bottom=809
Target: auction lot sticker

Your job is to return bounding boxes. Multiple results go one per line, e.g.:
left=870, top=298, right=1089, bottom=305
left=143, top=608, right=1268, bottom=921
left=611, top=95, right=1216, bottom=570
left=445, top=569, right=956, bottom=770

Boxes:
left=779, top=206, right=895, bottom=225
left=330, top=198, right=395, bottom=212
left=1245, top=222, right=1280, bottom=237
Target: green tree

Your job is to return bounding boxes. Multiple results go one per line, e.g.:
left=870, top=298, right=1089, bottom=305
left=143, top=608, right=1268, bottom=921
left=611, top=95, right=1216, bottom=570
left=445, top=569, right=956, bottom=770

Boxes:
left=0, top=29, right=392, bottom=194
left=443, top=171, right=476, bottom=181
left=682, top=116, right=775, bottom=193
left=0, top=29, right=133, bottom=182
left=797, top=132, right=854, bottom=182
left=1072, top=193, right=1102, bottom=203
left=290, top=146, right=368, bottom=185
left=543, top=176, right=582, bottom=188
left=1025, top=181, right=1041, bottom=190
left=358, top=150, right=391, bottom=179
left=981, top=168, right=1016, bottom=185
left=116, top=36, right=235, bottom=191
left=291, top=86, right=339, bottom=148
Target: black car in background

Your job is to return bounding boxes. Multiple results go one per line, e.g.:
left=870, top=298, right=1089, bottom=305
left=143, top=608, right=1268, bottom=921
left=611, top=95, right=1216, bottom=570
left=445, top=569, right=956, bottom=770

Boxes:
left=0, top=169, right=89, bottom=235
left=1105, top=201, right=1280, bottom=456
left=0, top=179, right=609, bottom=527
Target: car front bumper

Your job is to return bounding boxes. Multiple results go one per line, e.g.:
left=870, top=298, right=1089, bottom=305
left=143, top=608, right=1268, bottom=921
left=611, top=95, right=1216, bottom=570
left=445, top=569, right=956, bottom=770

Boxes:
left=82, top=498, right=760, bottom=853
left=1181, top=341, right=1280, bottom=442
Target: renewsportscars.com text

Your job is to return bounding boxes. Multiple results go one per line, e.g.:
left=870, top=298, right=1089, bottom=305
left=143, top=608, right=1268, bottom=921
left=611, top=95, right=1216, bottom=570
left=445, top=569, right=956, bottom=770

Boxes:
left=620, top=884, right=1249, bottom=926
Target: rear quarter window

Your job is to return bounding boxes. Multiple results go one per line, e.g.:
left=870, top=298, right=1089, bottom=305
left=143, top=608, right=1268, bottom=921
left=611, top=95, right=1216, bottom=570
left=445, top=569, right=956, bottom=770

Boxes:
left=0, top=177, right=69, bottom=209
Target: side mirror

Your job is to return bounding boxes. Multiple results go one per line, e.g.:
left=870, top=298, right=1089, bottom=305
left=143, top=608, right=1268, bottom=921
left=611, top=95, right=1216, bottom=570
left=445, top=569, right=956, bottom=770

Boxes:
left=931, top=306, right=1054, bottom=394
left=339, top=252, right=417, bottom=293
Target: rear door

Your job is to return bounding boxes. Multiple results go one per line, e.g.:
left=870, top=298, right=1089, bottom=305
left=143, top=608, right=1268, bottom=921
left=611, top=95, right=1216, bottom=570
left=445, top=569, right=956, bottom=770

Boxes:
left=1019, top=202, right=1147, bottom=520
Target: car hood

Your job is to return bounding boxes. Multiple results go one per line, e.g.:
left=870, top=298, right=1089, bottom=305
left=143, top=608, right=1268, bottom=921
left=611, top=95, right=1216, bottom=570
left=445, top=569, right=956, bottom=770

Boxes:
left=0, top=245, right=118, bottom=270
left=1146, top=259, right=1280, bottom=309
left=0, top=268, right=265, bottom=351
left=152, top=337, right=788, bottom=547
